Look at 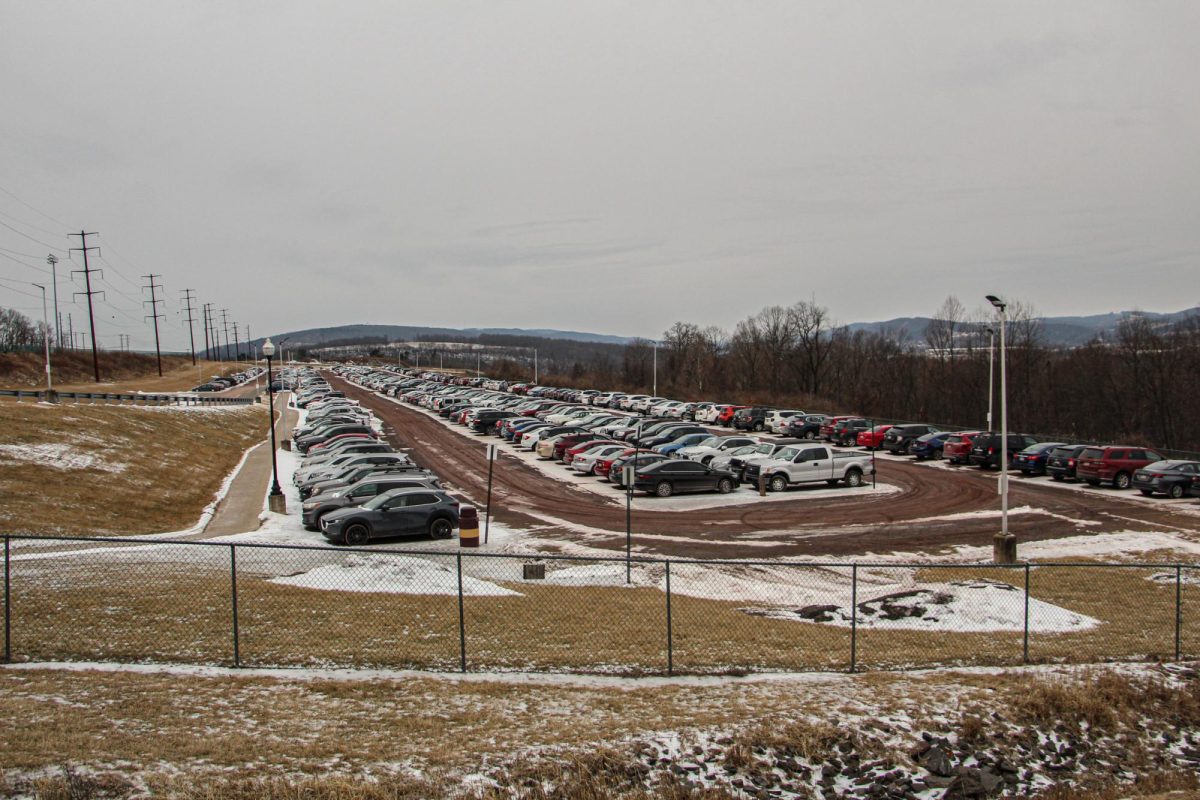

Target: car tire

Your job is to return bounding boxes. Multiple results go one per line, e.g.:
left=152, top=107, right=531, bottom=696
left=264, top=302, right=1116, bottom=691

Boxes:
left=717, top=477, right=734, bottom=494
left=343, top=523, right=370, bottom=547
left=1114, top=472, right=1132, bottom=490
left=429, top=518, right=454, bottom=539
left=845, top=469, right=864, bottom=488
left=655, top=481, right=674, bottom=498
left=768, top=474, right=788, bottom=493
left=805, top=431, right=816, bottom=440
left=1169, top=484, right=1185, bottom=499
left=754, top=422, right=764, bottom=432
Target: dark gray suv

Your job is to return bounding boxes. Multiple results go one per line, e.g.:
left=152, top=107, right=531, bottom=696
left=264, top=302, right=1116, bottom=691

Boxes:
left=302, top=476, right=442, bottom=530
left=320, top=488, right=461, bottom=545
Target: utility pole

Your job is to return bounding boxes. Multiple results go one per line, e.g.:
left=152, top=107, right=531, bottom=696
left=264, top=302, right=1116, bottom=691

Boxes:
left=47, top=254, right=60, bottom=349
left=202, top=303, right=214, bottom=360
left=68, top=231, right=103, bottom=382
left=181, top=289, right=198, bottom=366
left=67, top=313, right=74, bottom=351
left=32, top=283, right=52, bottom=392
left=142, top=274, right=164, bottom=376
left=232, top=321, right=241, bottom=363
left=220, top=309, right=231, bottom=362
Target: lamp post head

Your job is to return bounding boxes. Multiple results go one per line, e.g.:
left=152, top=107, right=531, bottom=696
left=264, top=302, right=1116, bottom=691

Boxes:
left=985, top=295, right=1006, bottom=312
left=262, top=338, right=276, bottom=358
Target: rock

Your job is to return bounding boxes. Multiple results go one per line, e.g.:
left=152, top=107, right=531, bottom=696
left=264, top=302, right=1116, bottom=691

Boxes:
left=918, top=742, right=956, bottom=777
left=797, top=604, right=840, bottom=621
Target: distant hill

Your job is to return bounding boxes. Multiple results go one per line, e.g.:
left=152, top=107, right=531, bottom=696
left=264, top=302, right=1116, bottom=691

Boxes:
left=846, top=307, right=1200, bottom=348
left=251, top=324, right=635, bottom=349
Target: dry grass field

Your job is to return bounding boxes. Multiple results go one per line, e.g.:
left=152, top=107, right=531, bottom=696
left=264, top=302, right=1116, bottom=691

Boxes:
left=0, top=401, right=263, bottom=536
left=0, top=351, right=247, bottom=392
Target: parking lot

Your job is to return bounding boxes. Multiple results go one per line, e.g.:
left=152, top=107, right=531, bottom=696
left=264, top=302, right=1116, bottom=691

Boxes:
left=326, top=370, right=1200, bottom=559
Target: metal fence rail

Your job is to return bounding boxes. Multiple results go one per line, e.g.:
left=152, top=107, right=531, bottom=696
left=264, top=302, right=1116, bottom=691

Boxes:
left=3, top=534, right=1194, bottom=675
left=0, top=389, right=253, bottom=406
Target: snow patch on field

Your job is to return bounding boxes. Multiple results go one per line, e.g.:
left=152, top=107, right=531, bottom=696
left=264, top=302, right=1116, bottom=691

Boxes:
left=270, top=553, right=520, bottom=596
left=0, top=442, right=128, bottom=473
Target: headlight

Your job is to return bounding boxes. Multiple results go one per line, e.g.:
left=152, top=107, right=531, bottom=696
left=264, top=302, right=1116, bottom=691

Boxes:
left=303, top=502, right=319, bottom=510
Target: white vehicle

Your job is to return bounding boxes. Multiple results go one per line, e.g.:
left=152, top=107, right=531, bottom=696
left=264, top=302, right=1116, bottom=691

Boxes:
left=545, top=407, right=591, bottom=425
left=765, top=410, right=805, bottom=434
left=570, top=444, right=628, bottom=475
left=620, top=395, right=648, bottom=411
left=650, top=400, right=683, bottom=417
left=709, top=444, right=761, bottom=472
left=742, top=444, right=874, bottom=491
left=679, top=435, right=759, bottom=465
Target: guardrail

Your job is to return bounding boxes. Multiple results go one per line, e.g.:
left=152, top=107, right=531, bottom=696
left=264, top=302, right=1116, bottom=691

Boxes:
left=0, top=389, right=254, bottom=406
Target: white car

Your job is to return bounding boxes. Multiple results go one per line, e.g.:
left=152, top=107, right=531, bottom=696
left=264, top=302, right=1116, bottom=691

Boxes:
left=696, top=404, right=730, bottom=424
left=545, top=407, right=591, bottom=425
left=620, top=395, right=648, bottom=411
left=570, top=444, right=628, bottom=475
left=765, top=410, right=805, bottom=434
left=709, top=444, right=761, bottom=472
left=680, top=435, right=759, bottom=465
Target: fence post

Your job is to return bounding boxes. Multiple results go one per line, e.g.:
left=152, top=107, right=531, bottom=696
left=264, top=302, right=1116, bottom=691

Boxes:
left=849, top=564, right=857, bottom=673
left=1177, top=564, right=1183, bottom=662
left=230, top=545, right=240, bottom=667
left=1023, top=563, right=1031, bottom=664
left=665, top=560, right=673, bottom=676
left=456, top=553, right=467, bottom=673
left=4, top=535, right=10, bottom=663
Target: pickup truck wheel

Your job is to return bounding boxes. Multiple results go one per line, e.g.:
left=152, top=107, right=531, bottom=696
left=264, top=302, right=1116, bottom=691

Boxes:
left=1114, top=472, right=1132, bottom=490
left=716, top=477, right=734, bottom=494
left=768, top=474, right=788, bottom=493
left=654, top=481, right=674, bottom=498
left=845, top=469, right=864, bottom=488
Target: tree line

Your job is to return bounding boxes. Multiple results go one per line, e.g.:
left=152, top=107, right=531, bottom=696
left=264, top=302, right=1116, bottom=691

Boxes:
left=505, top=297, right=1200, bottom=455
left=0, top=307, right=49, bottom=353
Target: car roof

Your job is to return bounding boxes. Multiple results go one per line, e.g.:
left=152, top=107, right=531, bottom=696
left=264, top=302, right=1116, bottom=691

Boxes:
left=376, top=487, right=447, bottom=499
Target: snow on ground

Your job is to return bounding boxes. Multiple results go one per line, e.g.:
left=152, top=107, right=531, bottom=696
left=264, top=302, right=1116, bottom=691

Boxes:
left=270, top=553, right=520, bottom=596
left=0, top=442, right=128, bottom=473
left=748, top=578, right=1099, bottom=633
left=947, top=529, right=1200, bottom=562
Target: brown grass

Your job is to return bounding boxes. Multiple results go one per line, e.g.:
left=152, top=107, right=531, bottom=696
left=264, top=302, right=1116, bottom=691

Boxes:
left=0, top=350, right=247, bottom=392
left=0, top=401, right=262, bottom=535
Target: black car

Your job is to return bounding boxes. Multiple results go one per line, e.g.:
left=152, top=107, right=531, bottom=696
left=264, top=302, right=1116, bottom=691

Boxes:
left=302, top=475, right=443, bottom=530
left=1045, top=445, right=1089, bottom=481
left=882, top=424, right=941, bottom=455
left=630, top=459, right=737, bottom=497
left=470, top=410, right=518, bottom=433
left=1012, top=442, right=1067, bottom=476
left=1132, top=461, right=1200, bottom=499
left=830, top=418, right=871, bottom=446
left=783, top=414, right=828, bottom=440
left=608, top=452, right=670, bottom=486
left=732, top=407, right=773, bottom=432
left=302, top=464, right=433, bottom=500
left=320, top=488, right=461, bottom=545
left=969, top=433, right=1040, bottom=469
left=636, top=425, right=708, bottom=449
left=295, top=424, right=375, bottom=453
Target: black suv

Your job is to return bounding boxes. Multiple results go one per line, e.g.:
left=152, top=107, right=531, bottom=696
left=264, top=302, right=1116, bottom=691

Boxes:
left=830, top=418, right=871, bottom=446
left=1045, top=445, right=1089, bottom=481
left=302, top=475, right=443, bottom=530
left=783, top=414, right=828, bottom=440
left=882, top=424, right=941, bottom=455
left=969, top=433, right=1040, bottom=469
left=732, top=407, right=773, bottom=432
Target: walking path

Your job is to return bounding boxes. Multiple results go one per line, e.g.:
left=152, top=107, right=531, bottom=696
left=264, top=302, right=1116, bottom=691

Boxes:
left=204, top=393, right=297, bottom=536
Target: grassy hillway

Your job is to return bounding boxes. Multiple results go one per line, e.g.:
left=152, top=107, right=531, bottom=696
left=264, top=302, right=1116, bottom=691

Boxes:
left=0, top=350, right=246, bottom=393
left=0, top=401, right=263, bottom=536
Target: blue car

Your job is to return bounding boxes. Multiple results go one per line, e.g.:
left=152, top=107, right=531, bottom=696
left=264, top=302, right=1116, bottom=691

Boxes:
left=1014, top=442, right=1067, bottom=476
left=910, top=431, right=955, bottom=461
left=654, top=432, right=713, bottom=456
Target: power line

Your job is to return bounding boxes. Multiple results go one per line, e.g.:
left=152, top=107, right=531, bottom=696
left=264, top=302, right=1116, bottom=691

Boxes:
left=0, top=205, right=63, bottom=238
left=68, top=230, right=103, bottom=382
left=0, top=217, right=67, bottom=253
left=0, top=181, right=73, bottom=229
left=142, top=273, right=165, bottom=377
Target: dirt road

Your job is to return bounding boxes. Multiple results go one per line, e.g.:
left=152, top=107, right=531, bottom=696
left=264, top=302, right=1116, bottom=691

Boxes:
left=331, top=376, right=1200, bottom=559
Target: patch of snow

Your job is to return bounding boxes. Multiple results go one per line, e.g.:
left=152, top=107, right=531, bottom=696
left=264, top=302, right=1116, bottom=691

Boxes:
left=270, top=553, right=520, bottom=596
left=0, top=442, right=127, bottom=473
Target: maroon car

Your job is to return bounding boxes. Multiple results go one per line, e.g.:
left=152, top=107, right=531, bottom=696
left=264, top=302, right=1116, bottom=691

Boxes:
left=1076, top=446, right=1164, bottom=490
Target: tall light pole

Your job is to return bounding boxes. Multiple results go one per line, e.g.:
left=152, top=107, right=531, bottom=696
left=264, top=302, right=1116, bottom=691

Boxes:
left=32, top=283, right=53, bottom=396
left=986, top=327, right=995, bottom=430
left=533, top=348, right=538, bottom=384
left=652, top=341, right=658, bottom=397
left=46, top=254, right=60, bottom=350
left=986, top=295, right=1013, bottom=563
left=262, top=338, right=285, bottom=513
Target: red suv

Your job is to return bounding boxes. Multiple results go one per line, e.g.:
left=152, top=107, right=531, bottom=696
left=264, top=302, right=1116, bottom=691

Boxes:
left=716, top=405, right=747, bottom=427
left=943, top=431, right=983, bottom=465
left=1075, top=446, right=1164, bottom=489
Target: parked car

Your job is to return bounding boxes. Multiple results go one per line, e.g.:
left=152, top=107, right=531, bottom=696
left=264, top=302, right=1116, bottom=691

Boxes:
left=320, top=488, right=461, bottom=545
left=765, top=410, right=805, bottom=434
left=1132, top=461, right=1200, bottom=499
left=969, top=434, right=1041, bottom=470
left=608, top=452, right=671, bottom=486
left=782, top=414, right=828, bottom=440
left=856, top=424, right=894, bottom=450
left=882, top=424, right=942, bottom=455
left=942, top=431, right=983, bottom=465
left=1045, top=444, right=1090, bottom=481
left=1076, top=446, right=1165, bottom=489
left=742, top=444, right=874, bottom=491
left=732, top=407, right=773, bottom=432
left=630, top=459, right=737, bottom=497
left=715, top=405, right=747, bottom=427
left=829, top=418, right=871, bottom=446
left=1012, top=442, right=1068, bottom=476
left=910, top=431, right=955, bottom=461
left=677, top=435, right=758, bottom=465
left=302, top=476, right=443, bottom=530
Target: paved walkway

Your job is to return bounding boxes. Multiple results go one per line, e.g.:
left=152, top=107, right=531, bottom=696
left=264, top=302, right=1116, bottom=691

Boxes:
left=204, top=392, right=297, bottom=536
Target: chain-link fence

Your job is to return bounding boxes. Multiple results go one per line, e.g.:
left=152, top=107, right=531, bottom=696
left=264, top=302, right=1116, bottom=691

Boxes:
left=3, top=534, right=1194, bottom=675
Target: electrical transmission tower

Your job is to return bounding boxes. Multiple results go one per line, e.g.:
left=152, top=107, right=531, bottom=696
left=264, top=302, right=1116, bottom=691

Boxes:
left=232, top=321, right=241, bottom=363
left=220, top=309, right=231, bottom=362
left=142, top=274, right=165, bottom=376
left=68, top=231, right=103, bottom=382
left=181, top=289, right=198, bottom=365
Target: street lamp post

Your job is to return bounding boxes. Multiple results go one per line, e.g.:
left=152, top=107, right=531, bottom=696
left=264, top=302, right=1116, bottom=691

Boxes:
left=32, top=283, right=54, bottom=399
left=652, top=341, right=658, bottom=398
left=986, top=296, right=1014, bottom=563
left=986, top=327, right=995, bottom=430
left=262, top=338, right=286, bottom=513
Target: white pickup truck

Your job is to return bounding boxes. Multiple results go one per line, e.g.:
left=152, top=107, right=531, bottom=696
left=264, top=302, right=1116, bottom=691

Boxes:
left=741, top=444, right=873, bottom=491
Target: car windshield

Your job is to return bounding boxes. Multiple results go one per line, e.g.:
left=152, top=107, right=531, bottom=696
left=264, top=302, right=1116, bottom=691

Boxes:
left=754, top=444, right=775, bottom=454
left=730, top=446, right=757, bottom=456
left=697, top=436, right=721, bottom=448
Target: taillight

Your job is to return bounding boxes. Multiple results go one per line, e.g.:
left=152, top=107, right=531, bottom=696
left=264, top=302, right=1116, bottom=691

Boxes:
left=637, top=473, right=649, bottom=480
left=1068, top=459, right=1075, bottom=466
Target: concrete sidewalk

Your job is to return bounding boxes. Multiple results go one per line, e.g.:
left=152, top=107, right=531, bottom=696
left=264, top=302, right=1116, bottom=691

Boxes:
left=204, top=393, right=297, bottom=536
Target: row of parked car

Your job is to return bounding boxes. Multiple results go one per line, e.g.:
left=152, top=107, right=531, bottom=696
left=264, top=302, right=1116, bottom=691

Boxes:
left=191, top=366, right=265, bottom=393
left=339, top=367, right=875, bottom=496
left=286, top=371, right=463, bottom=546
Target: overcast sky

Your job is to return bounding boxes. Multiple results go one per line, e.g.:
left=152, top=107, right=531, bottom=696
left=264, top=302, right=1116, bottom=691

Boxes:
left=2, top=1, right=1198, bottom=350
